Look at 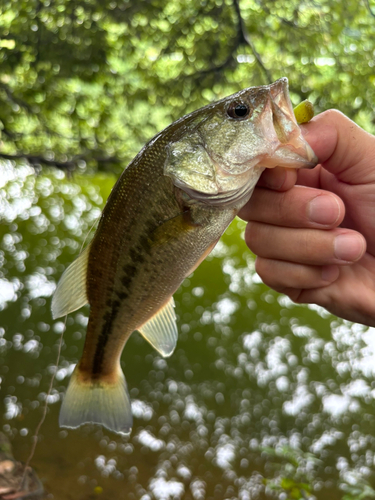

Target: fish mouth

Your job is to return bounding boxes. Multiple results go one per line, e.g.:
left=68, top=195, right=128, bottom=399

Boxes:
left=164, top=78, right=318, bottom=209
left=256, top=78, right=318, bottom=170
left=210, top=77, right=318, bottom=174
left=199, top=79, right=318, bottom=206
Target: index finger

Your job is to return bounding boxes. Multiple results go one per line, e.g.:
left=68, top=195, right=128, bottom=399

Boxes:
left=300, top=109, right=375, bottom=185
left=238, top=185, right=344, bottom=229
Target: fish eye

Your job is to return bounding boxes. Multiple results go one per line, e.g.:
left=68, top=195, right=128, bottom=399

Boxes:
left=227, top=103, right=250, bottom=120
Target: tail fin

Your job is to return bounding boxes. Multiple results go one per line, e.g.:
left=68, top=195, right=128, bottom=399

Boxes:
left=59, top=366, right=133, bottom=435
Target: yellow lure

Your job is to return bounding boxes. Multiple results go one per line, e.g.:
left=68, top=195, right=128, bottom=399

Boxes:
left=293, top=100, right=315, bottom=124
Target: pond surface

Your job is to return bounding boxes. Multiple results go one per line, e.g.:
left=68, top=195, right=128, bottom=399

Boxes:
left=1, top=163, right=375, bottom=500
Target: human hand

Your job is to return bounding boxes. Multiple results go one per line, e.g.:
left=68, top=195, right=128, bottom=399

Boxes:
left=238, top=110, right=375, bottom=326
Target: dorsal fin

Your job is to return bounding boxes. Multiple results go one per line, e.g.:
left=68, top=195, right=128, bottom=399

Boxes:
left=51, top=243, right=91, bottom=319
left=138, top=297, right=178, bottom=357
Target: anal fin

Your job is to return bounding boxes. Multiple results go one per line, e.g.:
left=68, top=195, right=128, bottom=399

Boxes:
left=51, top=242, right=91, bottom=319
left=138, top=297, right=177, bottom=357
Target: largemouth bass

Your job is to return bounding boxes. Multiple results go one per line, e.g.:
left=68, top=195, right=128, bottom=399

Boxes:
left=52, top=78, right=317, bottom=434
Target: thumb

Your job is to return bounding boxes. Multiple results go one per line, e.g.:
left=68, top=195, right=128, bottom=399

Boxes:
left=300, top=109, right=375, bottom=185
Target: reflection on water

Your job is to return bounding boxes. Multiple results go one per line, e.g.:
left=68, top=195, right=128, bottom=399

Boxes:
left=1, top=161, right=375, bottom=499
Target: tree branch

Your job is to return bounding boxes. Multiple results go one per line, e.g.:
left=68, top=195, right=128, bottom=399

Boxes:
left=188, top=0, right=272, bottom=84
left=0, top=121, right=20, bottom=140
left=258, top=2, right=300, bottom=29
left=191, top=47, right=240, bottom=79
left=0, top=83, right=33, bottom=113
left=232, top=0, right=273, bottom=83
left=0, top=153, right=76, bottom=171
left=364, top=0, right=375, bottom=17
left=0, top=83, right=76, bottom=140
left=0, top=152, right=121, bottom=172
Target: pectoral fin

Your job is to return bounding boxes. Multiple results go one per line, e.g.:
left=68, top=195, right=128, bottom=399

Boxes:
left=150, top=210, right=197, bottom=249
left=51, top=242, right=91, bottom=319
left=138, top=297, right=177, bottom=357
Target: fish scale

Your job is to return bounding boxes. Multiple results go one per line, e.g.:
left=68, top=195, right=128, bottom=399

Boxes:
left=51, top=78, right=318, bottom=434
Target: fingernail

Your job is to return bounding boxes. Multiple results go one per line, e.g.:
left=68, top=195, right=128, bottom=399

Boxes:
left=262, top=168, right=286, bottom=189
left=308, top=195, right=340, bottom=225
left=334, top=234, right=365, bottom=262
left=321, top=265, right=339, bottom=282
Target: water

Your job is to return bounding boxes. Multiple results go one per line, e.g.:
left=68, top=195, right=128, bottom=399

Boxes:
left=1, top=162, right=375, bottom=499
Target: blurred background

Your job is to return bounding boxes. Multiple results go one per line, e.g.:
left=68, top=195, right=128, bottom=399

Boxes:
left=1, top=0, right=375, bottom=499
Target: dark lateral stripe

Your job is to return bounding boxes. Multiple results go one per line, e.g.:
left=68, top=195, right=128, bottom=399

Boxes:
left=91, top=221, right=154, bottom=375
left=92, top=300, right=120, bottom=375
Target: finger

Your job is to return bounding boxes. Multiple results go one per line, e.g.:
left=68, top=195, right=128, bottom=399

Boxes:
left=245, top=223, right=366, bottom=265
left=287, top=255, right=375, bottom=327
left=238, top=185, right=344, bottom=228
left=300, top=110, right=375, bottom=184
left=296, top=163, right=323, bottom=188
left=255, top=257, right=340, bottom=291
left=256, top=166, right=298, bottom=191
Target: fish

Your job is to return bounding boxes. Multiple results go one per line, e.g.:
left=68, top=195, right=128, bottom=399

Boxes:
left=51, top=77, right=318, bottom=435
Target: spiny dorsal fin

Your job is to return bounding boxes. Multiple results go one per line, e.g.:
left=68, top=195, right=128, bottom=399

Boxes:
left=51, top=242, right=91, bottom=319
left=138, top=297, right=178, bottom=357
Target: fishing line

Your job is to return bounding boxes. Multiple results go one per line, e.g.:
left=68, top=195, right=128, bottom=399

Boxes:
left=19, top=214, right=99, bottom=490
left=19, top=314, right=67, bottom=491
left=19, top=198, right=157, bottom=488
left=80, top=216, right=100, bottom=253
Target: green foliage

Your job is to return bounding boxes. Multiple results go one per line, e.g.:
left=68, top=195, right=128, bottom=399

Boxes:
left=261, top=445, right=375, bottom=500
left=261, top=446, right=322, bottom=499
left=3, top=164, right=375, bottom=497
left=0, top=0, right=375, bottom=173
left=342, top=478, right=375, bottom=500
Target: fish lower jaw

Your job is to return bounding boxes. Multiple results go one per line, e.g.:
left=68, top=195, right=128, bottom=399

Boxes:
left=258, top=140, right=318, bottom=170
left=258, top=151, right=318, bottom=170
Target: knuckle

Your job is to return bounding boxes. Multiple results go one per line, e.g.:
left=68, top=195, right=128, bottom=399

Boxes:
left=255, top=257, right=277, bottom=287
left=254, top=256, right=266, bottom=276
left=294, top=229, right=324, bottom=262
left=299, top=230, right=313, bottom=254
left=284, top=288, right=304, bottom=303
left=274, top=191, right=291, bottom=224
left=323, top=108, right=345, bottom=121
left=245, top=222, right=262, bottom=253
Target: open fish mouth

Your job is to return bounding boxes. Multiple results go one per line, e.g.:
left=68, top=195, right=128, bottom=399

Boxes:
left=164, top=78, right=318, bottom=209
left=259, top=77, right=318, bottom=169
left=213, top=77, right=318, bottom=173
